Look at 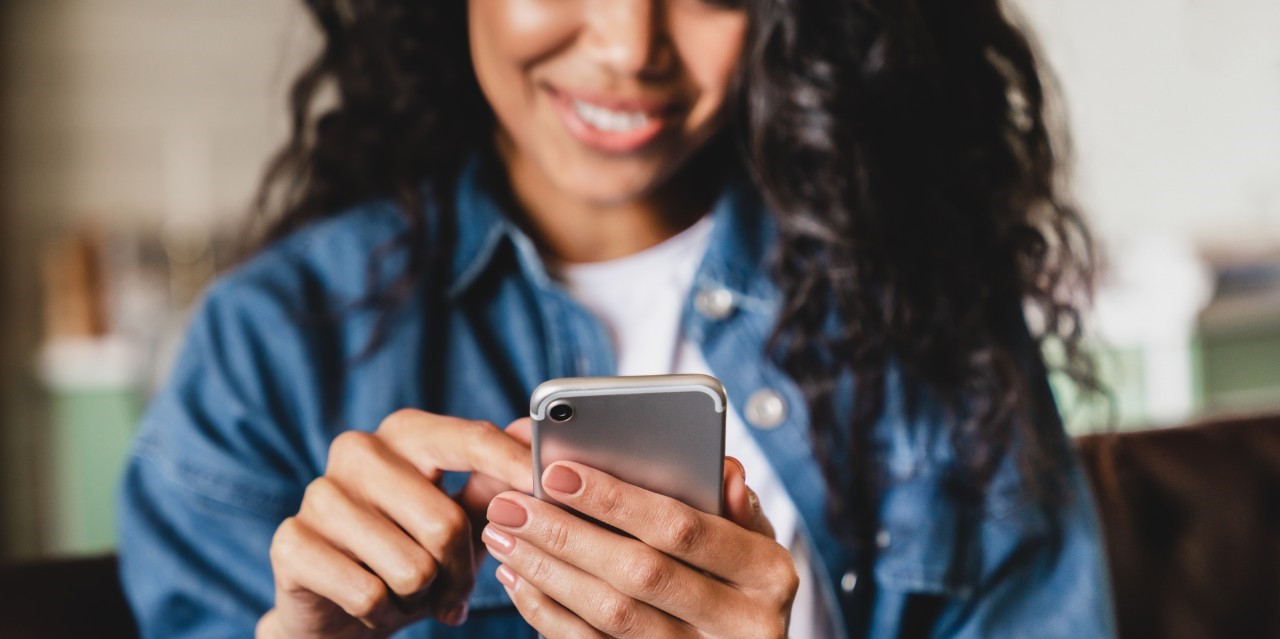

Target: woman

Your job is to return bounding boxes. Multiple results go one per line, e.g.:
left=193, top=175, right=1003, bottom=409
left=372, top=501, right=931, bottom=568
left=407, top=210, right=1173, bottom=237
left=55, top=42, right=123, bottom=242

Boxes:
left=117, top=0, right=1116, bottom=637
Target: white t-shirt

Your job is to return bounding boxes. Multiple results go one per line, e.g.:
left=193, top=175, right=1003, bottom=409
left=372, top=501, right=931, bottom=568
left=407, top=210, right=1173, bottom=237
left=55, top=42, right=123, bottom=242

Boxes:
left=549, top=215, right=831, bottom=639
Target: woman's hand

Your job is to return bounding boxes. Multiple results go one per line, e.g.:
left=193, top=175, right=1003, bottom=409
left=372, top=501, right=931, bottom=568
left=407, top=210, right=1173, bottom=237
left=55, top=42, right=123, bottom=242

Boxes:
left=257, top=411, right=534, bottom=639
left=482, top=458, right=799, bottom=639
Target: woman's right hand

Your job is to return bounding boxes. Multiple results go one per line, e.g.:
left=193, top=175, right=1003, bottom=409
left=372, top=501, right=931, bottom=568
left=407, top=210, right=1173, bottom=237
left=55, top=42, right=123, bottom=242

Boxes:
left=256, top=410, right=534, bottom=639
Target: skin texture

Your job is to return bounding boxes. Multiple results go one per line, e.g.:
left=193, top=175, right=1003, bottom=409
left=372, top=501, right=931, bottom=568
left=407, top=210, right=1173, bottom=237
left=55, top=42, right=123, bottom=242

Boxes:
left=485, top=461, right=797, bottom=638
left=468, top=0, right=748, bottom=262
left=260, top=1, right=801, bottom=637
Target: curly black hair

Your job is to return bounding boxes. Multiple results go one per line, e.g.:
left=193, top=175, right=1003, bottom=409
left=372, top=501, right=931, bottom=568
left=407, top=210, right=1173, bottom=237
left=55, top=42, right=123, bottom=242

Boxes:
left=256, top=0, right=1100, bottom=553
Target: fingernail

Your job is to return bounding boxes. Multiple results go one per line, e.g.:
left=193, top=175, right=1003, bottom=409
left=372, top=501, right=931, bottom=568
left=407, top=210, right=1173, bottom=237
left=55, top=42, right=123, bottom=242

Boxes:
left=488, top=497, right=528, bottom=528
left=441, top=602, right=469, bottom=626
left=728, top=456, right=746, bottom=480
left=496, top=564, right=519, bottom=590
left=543, top=464, right=583, bottom=495
left=482, top=525, right=515, bottom=555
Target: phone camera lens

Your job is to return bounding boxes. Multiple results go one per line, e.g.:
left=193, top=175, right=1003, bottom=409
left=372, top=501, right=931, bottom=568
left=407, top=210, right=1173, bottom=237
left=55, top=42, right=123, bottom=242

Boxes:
left=548, top=402, right=574, bottom=422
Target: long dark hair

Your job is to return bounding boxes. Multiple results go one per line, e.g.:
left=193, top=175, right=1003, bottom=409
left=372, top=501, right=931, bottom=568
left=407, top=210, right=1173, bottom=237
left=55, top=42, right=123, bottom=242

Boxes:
left=257, top=0, right=1099, bottom=551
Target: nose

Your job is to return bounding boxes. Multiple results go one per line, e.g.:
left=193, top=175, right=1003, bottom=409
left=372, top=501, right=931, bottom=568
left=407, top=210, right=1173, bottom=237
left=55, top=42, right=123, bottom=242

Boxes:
left=582, top=0, right=671, bottom=77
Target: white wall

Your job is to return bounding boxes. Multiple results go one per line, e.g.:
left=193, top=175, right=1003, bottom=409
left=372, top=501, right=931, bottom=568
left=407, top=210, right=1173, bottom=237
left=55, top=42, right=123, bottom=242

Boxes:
left=1013, top=0, right=1280, bottom=252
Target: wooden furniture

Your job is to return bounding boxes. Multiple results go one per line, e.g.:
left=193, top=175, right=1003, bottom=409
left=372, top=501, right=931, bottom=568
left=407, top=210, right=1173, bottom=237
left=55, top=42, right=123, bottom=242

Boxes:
left=1077, top=413, right=1280, bottom=639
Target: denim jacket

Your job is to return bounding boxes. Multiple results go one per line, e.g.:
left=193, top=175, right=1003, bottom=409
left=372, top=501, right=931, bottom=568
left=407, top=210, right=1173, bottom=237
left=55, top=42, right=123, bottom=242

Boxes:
left=117, top=154, right=1117, bottom=639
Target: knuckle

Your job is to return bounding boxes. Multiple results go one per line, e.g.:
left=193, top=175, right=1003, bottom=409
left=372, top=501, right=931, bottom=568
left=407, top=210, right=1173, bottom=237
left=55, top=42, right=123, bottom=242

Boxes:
left=766, top=555, right=800, bottom=603
left=418, top=501, right=468, bottom=544
left=622, top=552, right=670, bottom=599
left=390, top=548, right=437, bottom=596
left=595, top=592, right=641, bottom=636
left=379, top=408, right=425, bottom=435
left=301, top=475, right=335, bottom=505
left=661, top=512, right=704, bottom=554
left=524, top=552, right=555, bottom=585
left=347, top=576, right=388, bottom=619
left=592, top=482, right=628, bottom=520
left=268, top=517, right=302, bottom=566
left=541, top=516, right=572, bottom=555
left=328, top=430, right=375, bottom=471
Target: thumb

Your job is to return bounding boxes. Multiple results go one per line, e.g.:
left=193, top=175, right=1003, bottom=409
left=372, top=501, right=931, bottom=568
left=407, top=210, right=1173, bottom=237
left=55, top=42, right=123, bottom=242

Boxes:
left=723, top=457, right=776, bottom=540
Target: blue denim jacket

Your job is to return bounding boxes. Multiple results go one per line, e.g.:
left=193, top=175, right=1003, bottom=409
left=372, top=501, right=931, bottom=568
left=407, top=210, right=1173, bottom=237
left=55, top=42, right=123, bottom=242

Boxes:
left=117, top=155, right=1117, bottom=639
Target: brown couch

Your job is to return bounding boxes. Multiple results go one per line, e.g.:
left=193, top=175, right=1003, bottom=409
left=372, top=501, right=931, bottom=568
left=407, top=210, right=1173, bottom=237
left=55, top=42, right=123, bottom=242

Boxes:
left=1077, top=413, right=1280, bottom=639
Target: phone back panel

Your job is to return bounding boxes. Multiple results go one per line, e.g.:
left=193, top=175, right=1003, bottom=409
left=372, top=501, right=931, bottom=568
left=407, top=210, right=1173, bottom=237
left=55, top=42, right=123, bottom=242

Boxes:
left=531, top=375, right=726, bottom=516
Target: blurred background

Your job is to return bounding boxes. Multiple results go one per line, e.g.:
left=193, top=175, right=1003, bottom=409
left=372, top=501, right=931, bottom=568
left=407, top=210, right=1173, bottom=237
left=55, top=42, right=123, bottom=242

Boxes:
left=0, top=0, right=1277, bottom=565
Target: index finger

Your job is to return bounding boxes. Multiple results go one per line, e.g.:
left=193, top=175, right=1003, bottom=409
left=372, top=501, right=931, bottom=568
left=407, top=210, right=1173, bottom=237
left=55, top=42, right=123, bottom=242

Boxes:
left=377, top=410, right=534, bottom=493
left=539, top=461, right=780, bottom=583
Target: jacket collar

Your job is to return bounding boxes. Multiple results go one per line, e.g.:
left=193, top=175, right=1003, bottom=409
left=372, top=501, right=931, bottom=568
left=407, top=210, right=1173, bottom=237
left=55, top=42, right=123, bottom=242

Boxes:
left=442, top=148, right=777, bottom=303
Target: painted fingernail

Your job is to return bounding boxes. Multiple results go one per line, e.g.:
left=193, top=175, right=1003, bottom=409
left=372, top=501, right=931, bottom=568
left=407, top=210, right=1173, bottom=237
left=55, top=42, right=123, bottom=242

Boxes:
left=482, top=525, right=515, bottom=555
left=488, top=497, right=528, bottom=528
left=496, top=564, right=519, bottom=590
left=543, top=464, right=583, bottom=495
left=440, top=602, right=469, bottom=626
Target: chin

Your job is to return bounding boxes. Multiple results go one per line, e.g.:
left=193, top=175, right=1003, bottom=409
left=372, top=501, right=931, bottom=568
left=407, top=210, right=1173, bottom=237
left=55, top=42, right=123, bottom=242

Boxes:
left=554, top=162, right=667, bottom=207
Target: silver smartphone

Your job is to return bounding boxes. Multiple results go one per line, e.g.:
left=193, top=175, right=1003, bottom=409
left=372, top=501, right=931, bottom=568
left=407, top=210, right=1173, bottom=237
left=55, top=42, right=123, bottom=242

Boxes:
left=530, top=374, right=728, bottom=516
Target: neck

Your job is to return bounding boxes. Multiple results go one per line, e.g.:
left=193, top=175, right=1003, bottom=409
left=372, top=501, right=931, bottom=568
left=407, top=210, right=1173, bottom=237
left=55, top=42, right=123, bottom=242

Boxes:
left=494, top=137, right=726, bottom=264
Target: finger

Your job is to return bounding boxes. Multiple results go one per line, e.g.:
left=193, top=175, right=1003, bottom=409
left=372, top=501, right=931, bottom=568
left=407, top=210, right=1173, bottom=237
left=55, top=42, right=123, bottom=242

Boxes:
left=495, top=565, right=608, bottom=639
left=297, top=477, right=440, bottom=602
left=457, top=417, right=535, bottom=516
left=505, top=417, right=533, bottom=446
left=458, top=417, right=536, bottom=569
left=724, top=457, right=775, bottom=539
left=270, top=516, right=406, bottom=630
left=487, top=491, right=740, bottom=629
left=376, top=410, right=534, bottom=493
left=480, top=520, right=695, bottom=639
left=325, top=430, right=477, bottom=615
left=540, top=461, right=781, bottom=583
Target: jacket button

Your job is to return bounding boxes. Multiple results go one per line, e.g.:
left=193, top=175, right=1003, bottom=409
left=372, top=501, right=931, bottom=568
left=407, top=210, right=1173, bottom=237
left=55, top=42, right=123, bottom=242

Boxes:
left=840, top=570, right=858, bottom=593
left=694, top=287, right=734, bottom=320
left=876, top=529, right=891, bottom=549
left=744, top=389, right=786, bottom=429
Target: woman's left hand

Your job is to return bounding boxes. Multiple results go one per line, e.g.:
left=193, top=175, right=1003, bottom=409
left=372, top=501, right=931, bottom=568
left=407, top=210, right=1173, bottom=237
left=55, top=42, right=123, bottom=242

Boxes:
left=482, top=458, right=799, bottom=639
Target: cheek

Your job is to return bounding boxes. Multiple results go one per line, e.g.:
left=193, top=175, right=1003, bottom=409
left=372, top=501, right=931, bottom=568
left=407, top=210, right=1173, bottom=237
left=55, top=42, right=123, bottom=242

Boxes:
left=670, top=13, right=748, bottom=126
left=469, top=0, right=577, bottom=116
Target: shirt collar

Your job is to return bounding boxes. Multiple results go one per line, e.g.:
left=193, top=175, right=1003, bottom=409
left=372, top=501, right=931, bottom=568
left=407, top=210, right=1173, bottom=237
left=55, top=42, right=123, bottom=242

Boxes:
left=443, top=149, right=777, bottom=303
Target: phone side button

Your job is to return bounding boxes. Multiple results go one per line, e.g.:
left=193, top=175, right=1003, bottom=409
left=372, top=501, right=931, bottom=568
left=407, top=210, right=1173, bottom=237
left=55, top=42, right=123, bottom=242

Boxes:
left=745, top=388, right=787, bottom=430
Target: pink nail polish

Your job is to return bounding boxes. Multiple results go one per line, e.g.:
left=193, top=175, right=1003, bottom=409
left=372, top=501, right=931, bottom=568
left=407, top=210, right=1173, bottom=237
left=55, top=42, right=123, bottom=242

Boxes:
left=482, top=525, right=516, bottom=555
left=543, top=464, right=583, bottom=495
left=488, top=497, right=528, bottom=528
left=496, top=564, right=519, bottom=590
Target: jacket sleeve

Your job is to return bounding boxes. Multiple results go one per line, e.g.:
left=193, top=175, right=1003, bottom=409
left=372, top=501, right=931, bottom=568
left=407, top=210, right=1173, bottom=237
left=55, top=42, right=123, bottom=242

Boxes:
left=928, top=459, right=1118, bottom=639
left=867, top=325, right=1117, bottom=639
left=116, top=273, right=318, bottom=639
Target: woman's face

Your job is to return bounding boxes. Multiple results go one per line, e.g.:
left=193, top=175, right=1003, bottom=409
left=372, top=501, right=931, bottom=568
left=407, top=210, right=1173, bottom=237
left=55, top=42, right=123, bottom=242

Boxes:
left=468, top=0, right=748, bottom=206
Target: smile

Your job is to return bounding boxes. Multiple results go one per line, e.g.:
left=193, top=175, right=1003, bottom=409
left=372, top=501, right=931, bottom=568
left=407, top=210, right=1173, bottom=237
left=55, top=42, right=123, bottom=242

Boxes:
left=570, top=99, right=652, bottom=133
left=547, top=85, right=675, bottom=154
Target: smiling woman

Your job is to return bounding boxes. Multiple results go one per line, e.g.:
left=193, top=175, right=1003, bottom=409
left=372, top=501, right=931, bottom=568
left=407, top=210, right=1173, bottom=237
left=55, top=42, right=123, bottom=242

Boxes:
left=116, top=0, right=1116, bottom=638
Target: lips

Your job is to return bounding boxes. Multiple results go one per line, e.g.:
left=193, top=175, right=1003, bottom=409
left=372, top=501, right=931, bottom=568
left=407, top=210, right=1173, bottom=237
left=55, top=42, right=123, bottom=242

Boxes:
left=546, top=85, right=679, bottom=154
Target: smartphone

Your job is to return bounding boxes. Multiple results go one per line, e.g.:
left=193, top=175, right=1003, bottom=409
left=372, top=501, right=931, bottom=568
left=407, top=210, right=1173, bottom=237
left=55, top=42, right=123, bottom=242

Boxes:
left=530, top=374, right=727, bottom=516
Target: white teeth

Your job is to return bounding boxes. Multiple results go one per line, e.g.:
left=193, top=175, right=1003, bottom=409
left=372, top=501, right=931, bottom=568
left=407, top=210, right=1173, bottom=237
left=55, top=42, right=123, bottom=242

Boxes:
left=571, top=99, right=651, bottom=132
